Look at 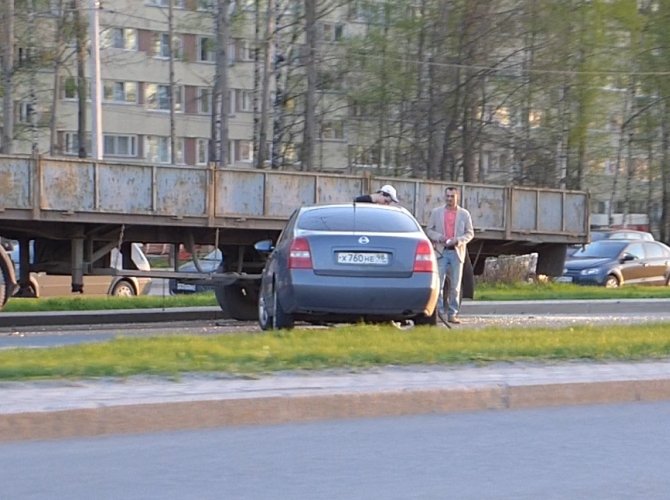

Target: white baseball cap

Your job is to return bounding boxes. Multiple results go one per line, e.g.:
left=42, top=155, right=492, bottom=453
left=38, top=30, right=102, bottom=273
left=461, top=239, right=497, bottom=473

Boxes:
left=378, top=185, right=399, bottom=203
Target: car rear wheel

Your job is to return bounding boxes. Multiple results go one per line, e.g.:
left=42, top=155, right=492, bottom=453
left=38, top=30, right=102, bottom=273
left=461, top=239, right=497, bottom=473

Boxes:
left=604, top=275, right=620, bottom=288
left=273, top=288, right=294, bottom=330
left=216, top=283, right=259, bottom=321
left=111, top=280, right=136, bottom=297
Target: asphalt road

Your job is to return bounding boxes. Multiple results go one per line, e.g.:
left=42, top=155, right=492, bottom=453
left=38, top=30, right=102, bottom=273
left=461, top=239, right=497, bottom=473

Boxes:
left=3, top=401, right=670, bottom=499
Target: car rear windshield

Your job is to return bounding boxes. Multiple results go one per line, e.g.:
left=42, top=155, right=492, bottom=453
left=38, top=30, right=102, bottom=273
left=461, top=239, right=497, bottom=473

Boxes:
left=298, top=207, right=420, bottom=233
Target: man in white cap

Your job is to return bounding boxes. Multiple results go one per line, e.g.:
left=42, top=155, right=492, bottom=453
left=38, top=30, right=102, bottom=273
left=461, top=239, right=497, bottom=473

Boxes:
left=354, top=184, right=399, bottom=205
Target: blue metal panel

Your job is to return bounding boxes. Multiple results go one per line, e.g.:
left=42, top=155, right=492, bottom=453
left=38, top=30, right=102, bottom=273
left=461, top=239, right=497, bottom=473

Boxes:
left=216, top=170, right=265, bottom=216
left=42, top=160, right=95, bottom=211
left=98, top=163, right=153, bottom=213
left=155, top=165, right=208, bottom=216
left=0, top=157, right=31, bottom=209
left=536, top=191, right=563, bottom=232
left=565, top=193, right=588, bottom=233
left=462, top=186, right=506, bottom=231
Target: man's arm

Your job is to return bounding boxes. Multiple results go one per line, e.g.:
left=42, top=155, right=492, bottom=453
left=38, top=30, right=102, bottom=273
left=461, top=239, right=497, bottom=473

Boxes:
left=425, top=208, right=444, bottom=243
left=457, top=209, right=474, bottom=245
left=354, top=194, right=373, bottom=203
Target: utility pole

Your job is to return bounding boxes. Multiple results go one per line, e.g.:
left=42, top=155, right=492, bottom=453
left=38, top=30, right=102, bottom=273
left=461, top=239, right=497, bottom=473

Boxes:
left=89, top=0, right=103, bottom=160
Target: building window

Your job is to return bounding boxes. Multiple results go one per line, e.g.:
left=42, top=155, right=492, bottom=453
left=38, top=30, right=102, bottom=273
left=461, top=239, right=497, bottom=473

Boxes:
left=63, top=132, right=91, bottom=155
left=238, top=140, right=253, bottom=162
left=104, top=134, right=137, bottom=157
left=17, top=101, right=34, bottom=124
left=196, top=138, right=209, bottom=164
left=154, top=33, right=182, bottom=59
left=320, top=121, right=344, bottom=140
left=145, top=84, right=182, bottom=111
left=281, top=143, right=297, bottom=163
left=234, top=89, right=253, bottom=112
left=320, top=23, right=344, bottom=43
left=232, top=39, right=254, bottom=62
left=17, top=47, right=33, bottom=66
left=103, top=81, right=137, bottom=104
left=63, top=77, right=77, bottom=99
left=102, top=28, right=137, bottom=50
left=198, top=88, right=211, bottom=114
left=145, top=136, right=184, bottom=164
left=148, top=0, right=184, bottom=7
left=198, top=0, right=215, bottom=10
left=63, top=77, right=91, bottom=100
left=198, top=37, right=216, bottom=63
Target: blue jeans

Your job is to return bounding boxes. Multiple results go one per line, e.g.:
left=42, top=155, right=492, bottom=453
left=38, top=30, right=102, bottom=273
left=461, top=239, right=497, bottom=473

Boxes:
left=437, top=250, right=463, bottom=317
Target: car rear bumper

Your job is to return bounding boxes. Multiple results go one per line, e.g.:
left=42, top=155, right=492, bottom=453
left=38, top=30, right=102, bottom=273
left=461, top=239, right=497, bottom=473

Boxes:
left=283, top=271, right=439, bottom=316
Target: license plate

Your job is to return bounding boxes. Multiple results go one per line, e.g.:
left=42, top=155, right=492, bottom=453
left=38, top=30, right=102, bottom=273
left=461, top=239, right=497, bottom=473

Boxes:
left=177, top=282, right=197, bottom=291
left=555, top=276, right=573, bottom=283
left=336, top=252, right=389, bottom=265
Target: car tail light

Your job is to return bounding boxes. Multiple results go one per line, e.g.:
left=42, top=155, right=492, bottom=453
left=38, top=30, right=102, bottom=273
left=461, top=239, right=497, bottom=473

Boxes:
left=289, top=237, right=313, bottom=269
left=414, top=240, right=434, bottom=272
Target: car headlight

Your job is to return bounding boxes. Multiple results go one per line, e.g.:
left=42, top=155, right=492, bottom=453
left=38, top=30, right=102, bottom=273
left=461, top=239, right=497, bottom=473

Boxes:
left=580, top=268, right=601, bottom=276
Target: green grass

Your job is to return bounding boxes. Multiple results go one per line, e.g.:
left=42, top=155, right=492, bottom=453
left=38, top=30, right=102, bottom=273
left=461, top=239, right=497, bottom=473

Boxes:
left=2, top=322, right=670, bottom=380
left=2, top=293, right=218, bottom=312
left=475, top=282, right=670, bottom=301
left=4, top=282, right=670, bottom=312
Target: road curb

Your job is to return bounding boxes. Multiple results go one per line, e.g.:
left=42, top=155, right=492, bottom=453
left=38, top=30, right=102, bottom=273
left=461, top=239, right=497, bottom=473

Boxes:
left=0, top=307, right=225, bottom=328
left=3, top=378, right=670, bottom=442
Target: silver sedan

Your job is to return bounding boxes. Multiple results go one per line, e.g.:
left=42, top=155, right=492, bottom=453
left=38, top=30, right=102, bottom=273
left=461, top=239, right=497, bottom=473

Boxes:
left=255, top=203, right=440, bottom=330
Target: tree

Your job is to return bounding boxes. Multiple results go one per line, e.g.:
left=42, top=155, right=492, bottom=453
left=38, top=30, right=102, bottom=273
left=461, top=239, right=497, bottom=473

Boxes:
left=210, top=0, right=231, bottom=166
left=300, top=0, right=316, bottom=171
left=1, top=0, right=15, bottom=153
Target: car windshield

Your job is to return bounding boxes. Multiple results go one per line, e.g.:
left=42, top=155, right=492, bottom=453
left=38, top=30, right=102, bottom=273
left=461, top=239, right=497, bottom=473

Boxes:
left=298, top=206, right=420, bottom=233
left=573, top=241, right=627, bottom=259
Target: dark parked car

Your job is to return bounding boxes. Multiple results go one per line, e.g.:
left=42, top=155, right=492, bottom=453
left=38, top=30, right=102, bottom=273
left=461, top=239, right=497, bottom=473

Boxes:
left=255, top=203, right=441, bottom=330
left=567, top=229, right=655, bottom=257
left=591, top=229, right=654, bottom=242
left=557, top=240, right=670, bottom=287
left=169, top=249, right=223, bottom=294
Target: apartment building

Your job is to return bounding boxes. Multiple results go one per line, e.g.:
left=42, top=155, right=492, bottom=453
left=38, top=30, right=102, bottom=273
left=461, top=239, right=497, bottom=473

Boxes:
left=3, top=0, right=660, bottom=233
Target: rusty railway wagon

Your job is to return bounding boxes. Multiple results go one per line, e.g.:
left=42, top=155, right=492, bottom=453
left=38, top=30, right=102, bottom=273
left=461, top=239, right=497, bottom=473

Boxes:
left=0, top=154, right=589, bottom=318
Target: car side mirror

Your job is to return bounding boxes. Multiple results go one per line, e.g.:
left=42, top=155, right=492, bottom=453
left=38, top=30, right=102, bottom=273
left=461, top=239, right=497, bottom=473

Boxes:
left=620, top=253, right=636, bottom=262
left=254, top=239, right=275, bottom=254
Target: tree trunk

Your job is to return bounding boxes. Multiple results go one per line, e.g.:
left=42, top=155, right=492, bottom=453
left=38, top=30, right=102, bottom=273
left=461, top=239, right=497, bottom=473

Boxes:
left=271, top=0, right=286, bottom=170
left=256, top=0, right=274, bottom=169
left=49, top=0, right=67, bottom=156
left=210, top=0, right=231, bottom=167
left=300, top=0, right=316, bottom=171
left=252, top=0, right=262, bottom=165
left=1, top=0, right=14, bottom=154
